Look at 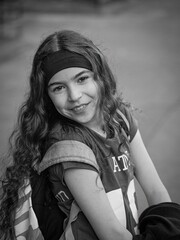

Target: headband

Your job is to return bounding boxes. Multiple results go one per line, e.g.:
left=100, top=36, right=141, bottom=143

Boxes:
left=42, top=50, right=92, bottom=83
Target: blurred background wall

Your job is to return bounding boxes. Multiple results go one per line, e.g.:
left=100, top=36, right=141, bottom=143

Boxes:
left=0, top=0, right=180, bottom=214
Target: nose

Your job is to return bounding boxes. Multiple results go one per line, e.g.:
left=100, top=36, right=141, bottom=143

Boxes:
left=68, top=86, right=82, bottom=102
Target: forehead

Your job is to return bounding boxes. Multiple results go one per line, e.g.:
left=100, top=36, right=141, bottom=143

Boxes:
left=48, top=67, right=91, bottom=84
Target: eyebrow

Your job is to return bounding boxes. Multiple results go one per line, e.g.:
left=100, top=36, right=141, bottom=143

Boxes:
left=48, top=70, right=91, bottom=88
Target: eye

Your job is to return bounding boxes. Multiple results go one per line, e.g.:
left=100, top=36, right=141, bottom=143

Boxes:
left=52, top=85, right=65, bottom=93
left=77, top=75, right=89, bottom=83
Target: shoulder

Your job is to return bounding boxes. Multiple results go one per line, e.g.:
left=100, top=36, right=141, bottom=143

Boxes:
left=39, top=123, right=99, bottom=173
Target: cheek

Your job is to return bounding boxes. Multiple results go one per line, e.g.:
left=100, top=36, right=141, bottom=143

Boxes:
left=48, top=94, right=66, bottom=111
left=92, top=82, right=101, bottom=104
left=88, top=81, right=100, bottom=99
left=52, top=101, right=66, bottom=116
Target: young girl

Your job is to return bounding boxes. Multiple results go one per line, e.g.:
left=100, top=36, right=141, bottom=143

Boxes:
left=0, top=30, right=171, bottom=240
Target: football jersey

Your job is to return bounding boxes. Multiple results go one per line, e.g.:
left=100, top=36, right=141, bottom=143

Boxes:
left=38, top=106, right=139, bottom=239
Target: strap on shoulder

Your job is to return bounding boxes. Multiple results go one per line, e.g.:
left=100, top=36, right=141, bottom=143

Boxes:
left=115, top=109, right=130, bottom=141
left=116, top=109, right=130, bottom=132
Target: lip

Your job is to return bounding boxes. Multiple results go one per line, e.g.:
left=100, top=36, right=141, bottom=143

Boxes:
left=70, top=103, right=89, bottom=113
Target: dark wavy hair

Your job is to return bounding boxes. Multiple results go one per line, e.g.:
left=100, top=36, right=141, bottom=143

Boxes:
left=0, top=30, right=129, bottom=239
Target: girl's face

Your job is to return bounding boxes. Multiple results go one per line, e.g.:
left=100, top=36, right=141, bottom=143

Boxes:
left=48, top=67, right=102, bottom=131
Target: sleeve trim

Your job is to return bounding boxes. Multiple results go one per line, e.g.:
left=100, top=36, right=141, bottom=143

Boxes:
left=116, top=109, right=130, bottom=132
left=38, top=140, right=99, bottom=173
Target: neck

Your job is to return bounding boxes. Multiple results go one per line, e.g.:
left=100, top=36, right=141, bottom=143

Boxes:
left=90, top=125, right=106, bottom=138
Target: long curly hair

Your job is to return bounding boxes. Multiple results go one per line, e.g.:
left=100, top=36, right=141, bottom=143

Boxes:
left=0, top=30, right=129, bottom=239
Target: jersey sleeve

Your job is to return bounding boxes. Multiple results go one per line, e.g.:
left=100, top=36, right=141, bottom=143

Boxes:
left=38, top=140, right=100, bottom=206
left=49, top=161, right=98, bottom=187
left=62, top=161, right=98, bottom=172
left=38, top=140, right=100, bottom=174
left=117, top=105, right=138, bottom=142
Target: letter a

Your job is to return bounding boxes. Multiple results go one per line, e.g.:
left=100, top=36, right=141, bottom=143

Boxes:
left=112, top=156, right=121, bottom=173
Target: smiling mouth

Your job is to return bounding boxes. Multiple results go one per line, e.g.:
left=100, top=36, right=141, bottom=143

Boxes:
left=71, top=103, right=89, bottom=113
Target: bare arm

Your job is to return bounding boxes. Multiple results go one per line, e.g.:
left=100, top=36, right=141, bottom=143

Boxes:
left=64, top=169, right=132, bottom=240
left=130, top=129, right=171, bottom=205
